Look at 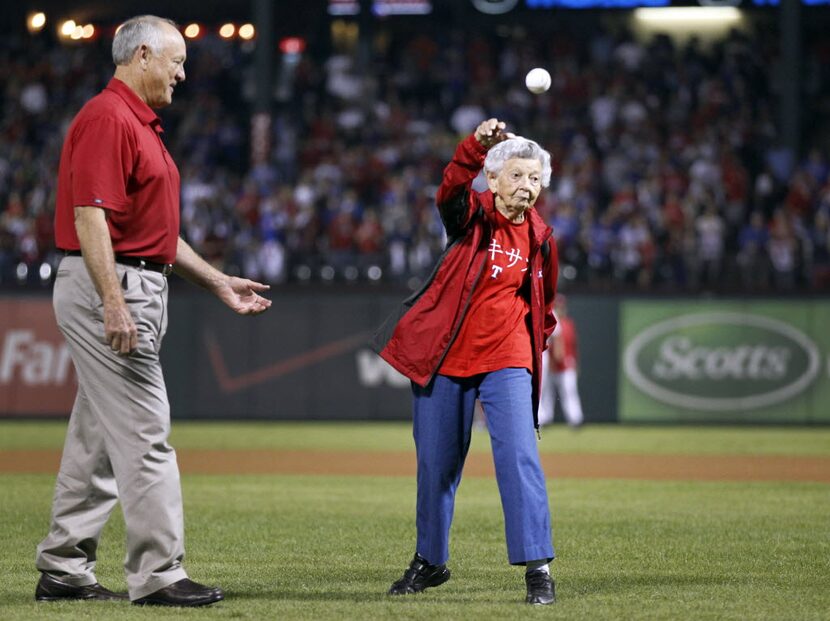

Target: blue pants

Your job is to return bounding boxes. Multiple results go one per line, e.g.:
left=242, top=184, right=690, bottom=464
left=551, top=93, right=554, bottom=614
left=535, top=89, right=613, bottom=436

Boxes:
left=412, top=368, right=555, bottom=566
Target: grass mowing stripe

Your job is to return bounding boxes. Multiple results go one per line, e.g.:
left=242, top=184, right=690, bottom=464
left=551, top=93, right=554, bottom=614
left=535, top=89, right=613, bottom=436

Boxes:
left=1, top=473, right=827, bottom=620
left=2, top=421, right=830, bottom=456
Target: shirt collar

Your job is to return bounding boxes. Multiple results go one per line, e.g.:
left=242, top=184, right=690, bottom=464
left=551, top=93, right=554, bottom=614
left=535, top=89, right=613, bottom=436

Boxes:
left=482, top=190, right=552, bottom=247
left=105, top=77, right=164, bottom=133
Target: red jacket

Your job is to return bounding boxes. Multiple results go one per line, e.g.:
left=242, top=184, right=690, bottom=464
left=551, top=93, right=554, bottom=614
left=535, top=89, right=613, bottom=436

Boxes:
left=372, top=134, right=559, bottom=428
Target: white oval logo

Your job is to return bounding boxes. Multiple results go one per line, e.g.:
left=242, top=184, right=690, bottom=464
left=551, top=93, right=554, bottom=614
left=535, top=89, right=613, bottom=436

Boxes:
left=624, top=312, right=821, bottom=411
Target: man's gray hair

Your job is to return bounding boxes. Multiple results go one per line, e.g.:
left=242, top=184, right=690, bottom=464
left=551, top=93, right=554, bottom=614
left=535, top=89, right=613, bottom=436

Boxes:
left=112, top=15, right=178, bottom=66
left=483, top=137, right=552, bottom=188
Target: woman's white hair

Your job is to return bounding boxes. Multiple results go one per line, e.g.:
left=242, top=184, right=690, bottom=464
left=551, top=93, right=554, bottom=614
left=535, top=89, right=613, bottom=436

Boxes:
left=112, top=15, right=178, bottom=66
left=483, top=137, right=552, bottom=188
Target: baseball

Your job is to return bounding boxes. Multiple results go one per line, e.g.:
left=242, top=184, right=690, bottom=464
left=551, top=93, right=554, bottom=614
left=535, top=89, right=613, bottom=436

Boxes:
left=525, top=68, right=551, bottom=94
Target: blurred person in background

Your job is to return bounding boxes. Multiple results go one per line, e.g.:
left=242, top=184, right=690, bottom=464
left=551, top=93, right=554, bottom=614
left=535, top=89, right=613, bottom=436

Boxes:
left=373, top=118, right=558, bottom=606
left=737, top=211, right=771, bottom=290
left=809, top=209, right=830, bottom=288
left=768, top=208, right=799, bottom=290
left=2, top=20, right=828, bottom=293
left=35, top=15, right=271, bottom=608
left=695, top=200, right=726, bottom=288
left=539, top=294, right=584, bottom=428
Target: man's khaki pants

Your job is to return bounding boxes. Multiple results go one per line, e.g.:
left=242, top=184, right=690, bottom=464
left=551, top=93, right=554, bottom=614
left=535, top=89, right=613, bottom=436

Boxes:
left=36, top=256, right=188, bottom=600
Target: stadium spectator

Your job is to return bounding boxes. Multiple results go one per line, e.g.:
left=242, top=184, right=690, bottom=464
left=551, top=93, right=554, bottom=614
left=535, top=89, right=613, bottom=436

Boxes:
left=737, top=210, right=771, bottom=290
left=0, top=18, right=828, bottom=293
left=695, top=201, right=727, bottom=288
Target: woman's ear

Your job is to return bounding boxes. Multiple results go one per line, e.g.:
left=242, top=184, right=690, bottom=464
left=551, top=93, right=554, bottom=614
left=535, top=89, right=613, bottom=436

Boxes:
left=486, top=171, right=499, bottom=194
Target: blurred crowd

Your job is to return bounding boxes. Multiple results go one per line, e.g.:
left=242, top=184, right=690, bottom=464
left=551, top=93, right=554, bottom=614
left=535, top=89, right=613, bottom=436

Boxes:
left=2, top=19, right=830, bottom=292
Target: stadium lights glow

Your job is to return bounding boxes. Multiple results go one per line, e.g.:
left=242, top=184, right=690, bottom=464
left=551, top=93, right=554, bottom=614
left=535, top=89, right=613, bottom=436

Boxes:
left=183, top=23, right=201, bottom=39
left=238, top=23, right=255, bottom=40
left=27, top=12, right=46, bottom=32
left=57, top=19, right=95, bottom=42
left=219, top=23, right=235, bottom=38
left=59, top=19, right=76, bottom=37
left=634, top=7, right=742, bottom=23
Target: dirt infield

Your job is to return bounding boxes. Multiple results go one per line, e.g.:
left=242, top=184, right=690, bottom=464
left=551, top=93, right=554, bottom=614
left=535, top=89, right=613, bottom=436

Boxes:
left=1, top=450, right=828, bottom=482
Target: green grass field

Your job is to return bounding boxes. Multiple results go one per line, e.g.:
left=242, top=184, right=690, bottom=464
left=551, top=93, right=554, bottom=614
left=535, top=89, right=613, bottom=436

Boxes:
left=1, top=422, right=828, bottom=620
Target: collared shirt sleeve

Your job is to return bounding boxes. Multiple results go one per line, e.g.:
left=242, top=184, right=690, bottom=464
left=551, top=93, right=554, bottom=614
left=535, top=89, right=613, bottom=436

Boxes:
left=70, top=115, right=133, bottom=213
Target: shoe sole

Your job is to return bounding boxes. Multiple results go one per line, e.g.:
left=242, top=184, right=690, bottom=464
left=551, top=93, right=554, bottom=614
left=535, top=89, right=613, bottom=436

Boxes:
left=132, top=593, right=224, bottom=607
left=527, top=596, right=556, bottom=605
left=36, top=592, right=128, bottom=602
left=35, top=576, right=129, bottom=602
left=37, top=596, right=127, bottom=602
left=388, top=568, right=451, bottom=595
left=426, top=568, right=451, bottom=589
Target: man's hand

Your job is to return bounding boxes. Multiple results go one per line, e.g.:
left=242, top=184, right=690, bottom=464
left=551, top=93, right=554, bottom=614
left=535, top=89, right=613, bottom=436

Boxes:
left=174, top=237, right=271, bottom=315
left=74, top=205, right=138, bottom=355
left=474, top=118, right=513, bottom=149
left=104, top=300, right=139, bottom=354
left=215, top=277, right=272, bottom=315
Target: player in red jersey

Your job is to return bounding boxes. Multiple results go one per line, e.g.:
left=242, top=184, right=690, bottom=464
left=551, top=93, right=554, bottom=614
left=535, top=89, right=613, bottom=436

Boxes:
left=539, top=294, right=584, bottom=427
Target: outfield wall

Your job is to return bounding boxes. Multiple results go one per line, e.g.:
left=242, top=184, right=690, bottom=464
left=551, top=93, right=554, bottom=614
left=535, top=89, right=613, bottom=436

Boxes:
left=1, top=290, right=828, bottom=423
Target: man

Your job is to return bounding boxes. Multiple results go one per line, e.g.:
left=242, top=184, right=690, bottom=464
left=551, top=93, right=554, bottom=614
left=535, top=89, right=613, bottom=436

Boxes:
left=374, top=119, right=558, bottom=605
left=539, top=294, right=584, bottom=427
left=35, top=16, right=271, bottom=607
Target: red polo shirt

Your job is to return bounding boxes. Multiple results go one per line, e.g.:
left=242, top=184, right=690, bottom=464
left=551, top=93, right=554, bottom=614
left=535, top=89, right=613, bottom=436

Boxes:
left=55, top=78, right=180, bottom=263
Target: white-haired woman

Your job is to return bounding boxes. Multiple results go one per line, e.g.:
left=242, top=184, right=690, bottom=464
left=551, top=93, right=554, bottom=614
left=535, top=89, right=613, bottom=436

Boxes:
left=373, top=118, right=559, bottom=605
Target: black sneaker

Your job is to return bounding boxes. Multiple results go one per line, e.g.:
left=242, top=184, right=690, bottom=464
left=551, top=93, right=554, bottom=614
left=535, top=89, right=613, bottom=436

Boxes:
left=35, top=572, right=128, bottom=602
left=388, top=553, right=451, bottom=595
left=525, top=569, right=555, bottom=605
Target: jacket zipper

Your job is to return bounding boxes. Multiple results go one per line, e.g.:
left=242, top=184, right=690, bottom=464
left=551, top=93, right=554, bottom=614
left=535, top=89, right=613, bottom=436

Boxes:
left=529, top=227, right=552, bottom=438
left=426, top=226, right=491, bottom=386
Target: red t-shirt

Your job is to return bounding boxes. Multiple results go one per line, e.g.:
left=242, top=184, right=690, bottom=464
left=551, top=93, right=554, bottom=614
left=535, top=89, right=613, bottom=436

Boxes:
left=549, top=316, right=578, bottom=372
left=55, top=78, right=181, bottom=263
left=440, top=210, right=533, bottom=376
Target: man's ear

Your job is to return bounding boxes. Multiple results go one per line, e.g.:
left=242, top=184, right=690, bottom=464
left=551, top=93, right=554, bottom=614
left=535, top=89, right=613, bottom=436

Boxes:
left=137, top=44, right=151, bottom=69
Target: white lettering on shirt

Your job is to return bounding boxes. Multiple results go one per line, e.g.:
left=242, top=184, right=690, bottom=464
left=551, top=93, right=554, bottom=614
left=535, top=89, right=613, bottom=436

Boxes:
left=488, top=239, right=504, bottom=261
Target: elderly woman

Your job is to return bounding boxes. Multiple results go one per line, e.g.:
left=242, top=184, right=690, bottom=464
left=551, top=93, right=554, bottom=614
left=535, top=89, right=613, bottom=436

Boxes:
left=373, top=118, right=559, bottom=605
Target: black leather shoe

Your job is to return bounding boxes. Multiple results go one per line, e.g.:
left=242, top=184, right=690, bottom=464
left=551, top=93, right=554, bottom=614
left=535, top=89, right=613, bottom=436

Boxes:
left=525, top=569, right=556, bottom=605
left=35, top=572, right=128, bottom=601
left=132, top=578, right=224, bottom=607
left=388, top=553, right=451, bottom=595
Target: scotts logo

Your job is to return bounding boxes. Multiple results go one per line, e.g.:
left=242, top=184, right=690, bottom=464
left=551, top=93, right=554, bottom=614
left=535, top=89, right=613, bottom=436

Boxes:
left=624, top=313, right=821, bottom=411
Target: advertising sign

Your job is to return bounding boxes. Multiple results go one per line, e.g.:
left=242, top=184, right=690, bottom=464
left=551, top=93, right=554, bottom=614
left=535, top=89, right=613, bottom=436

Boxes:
left=162, top=290, right=412, bottom=420
left=5, top=293, right=827, bottom=424
left=619, top=301, right=830, bottom=423
left=0, top=298, right=75, bottom=417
